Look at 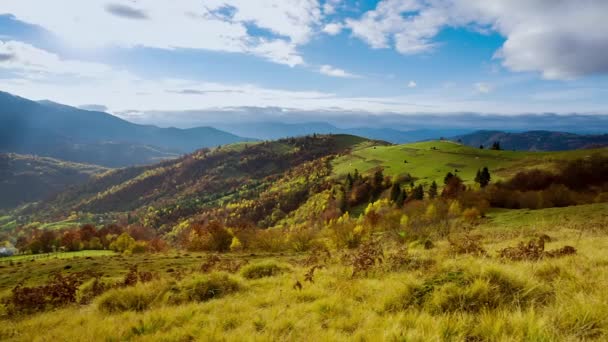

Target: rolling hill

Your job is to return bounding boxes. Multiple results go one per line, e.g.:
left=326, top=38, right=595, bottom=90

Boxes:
left=0, top=91, right=251, bottom=167
left=12, top=135, right=608, bottom=233
left=453, top=130, right=608, bottom=151
left=332, top=139, right=608, bottom=187
left=0, top=153, right=108, bottom=209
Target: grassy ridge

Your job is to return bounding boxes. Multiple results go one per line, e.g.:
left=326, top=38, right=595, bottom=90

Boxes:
left=332, top=140, right=608, bottom=186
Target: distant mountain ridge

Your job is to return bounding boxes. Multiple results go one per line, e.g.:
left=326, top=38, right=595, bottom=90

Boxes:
left=453, top=130, right=608, bottom=151
left=0, top=91, right=251, bottom=167
left=214, top=122, right=471, bottom=143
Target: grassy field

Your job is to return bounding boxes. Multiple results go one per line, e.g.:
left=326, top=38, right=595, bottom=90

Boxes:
left=1, top=203, right=607, bottom=341
left=0, top=250, right=116, bottom=263
left=332, top=140, right=608, bottom=187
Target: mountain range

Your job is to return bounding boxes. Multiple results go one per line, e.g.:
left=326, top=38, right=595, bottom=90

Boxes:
left=0, top=91, right=251, bottom=167
left=453, top=130, right=608, bottom=151
left=214, top=122, right=470, bottom=143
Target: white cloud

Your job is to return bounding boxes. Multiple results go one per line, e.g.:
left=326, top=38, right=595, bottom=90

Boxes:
left=0, top=40, right=123, bottom=79
left=343, top=0, right=608, bottom=79
left=408, top=80, right=417, bottom=88
left=322, top=23, right=343, bottom=35
left=323, top=0, right=341, bottom=15
left=474, top=82, right=492, bottom=94
left=0, top=0, right=323, bottom=67
left=319, top=64, right=359, bottom=78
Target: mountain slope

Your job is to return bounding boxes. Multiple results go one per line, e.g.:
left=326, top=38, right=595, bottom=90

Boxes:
left=0, top=91, right=251, bottom=166
left=26, top=135, right=379, bottom=228
left=0, top=153, right=108, bottom=209
left=453, top=130, right=608, bottom=151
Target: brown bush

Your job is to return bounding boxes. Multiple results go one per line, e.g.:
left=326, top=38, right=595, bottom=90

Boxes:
left=448, top=235, right=487, bottom=256
left=200, top=255, right=248, bottom=273
left=499, top=237, right=576, bottom=261
left=123, top=266, right=157, bottom=286
left=350, top=240, right=384, bottom=277
left=3, top=273, right=85, bottom=314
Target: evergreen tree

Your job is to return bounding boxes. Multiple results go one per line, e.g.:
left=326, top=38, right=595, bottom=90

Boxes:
left=345, top=173, right=353, bottom=191
left=390, top=183, right=401, bottom=203
left=474, top=169, right=482, bottom=186
left=412, top=184, right=424, bottom=200
left=479, top=144, right=484, bottom=149
left=353, top=169, right=360, bottom=182
left=480, top=167, right=491, bottom=187
left=428, top=181, right=438, bottom=198
left=491, top=141, right=501, bottom=150
left=475, top=167, right=491, bottom=188
left=396, top=188, right=406, bottom=206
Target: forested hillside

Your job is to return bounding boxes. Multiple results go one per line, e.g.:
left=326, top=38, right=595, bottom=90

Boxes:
left=0, top=153, right=107, bottom=209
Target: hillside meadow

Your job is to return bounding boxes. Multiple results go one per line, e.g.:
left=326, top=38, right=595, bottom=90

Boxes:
left=1, top=203, right=607, bottom=341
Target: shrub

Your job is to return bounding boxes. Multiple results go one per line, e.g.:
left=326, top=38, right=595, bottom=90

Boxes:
left=287, top=227, right=318, bottom=252
left=78, top=277, right=112, bottom=304
left=3, top=273, right=84, bottom=315
left=241, top=261, right=289, bottom=279
left=462, top=207, right=481, bottom=223
left=499, top=237, right=577, bottom=261
left=448, top=234, right=487, bottom=256
left=385, top=267, right=552, bottom=314
left=166, top=273, right=241, bottom=304
left=350, top=240, right=384, bottom=277
left=247, top=228, right=287, bottom=252
left=328, top=213, right=365, bottom=249
left=97, top=281, right=167, bottom=313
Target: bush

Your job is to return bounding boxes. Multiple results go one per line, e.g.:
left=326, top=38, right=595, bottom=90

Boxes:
left=247, top=228, right=287, bottom=252
left=241, top=261, right=289, bottom=279
left=287, top=226, right=318, bottom=252
left=165, top=273, right=241, bottom=304
left=385, top=267, right=552, bottom=314
left=328, top=213, right=365, bottom=249
left=3, top=273, right=83, bottom=314
left=97, top=281, right=167, bottom=313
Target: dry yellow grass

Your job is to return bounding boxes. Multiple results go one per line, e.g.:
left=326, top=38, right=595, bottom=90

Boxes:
left=1, top=204, right=608, bottom=341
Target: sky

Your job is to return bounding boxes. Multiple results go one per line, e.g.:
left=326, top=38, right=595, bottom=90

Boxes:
left=1, top=0, right=608, bottom=125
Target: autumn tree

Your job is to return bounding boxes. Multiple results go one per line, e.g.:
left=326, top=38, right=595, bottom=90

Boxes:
left=61, top=230, right=82, bottom=252
left=444, top=172, right=455, bottom=185
left=442, top=173, right=465, bottom=198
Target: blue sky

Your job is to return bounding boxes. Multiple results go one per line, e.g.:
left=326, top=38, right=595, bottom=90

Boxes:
left=1, top=0, right=608, bottom=125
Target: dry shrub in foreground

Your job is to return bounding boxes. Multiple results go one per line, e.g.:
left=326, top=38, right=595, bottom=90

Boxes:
left=385, top=247, right=435, bottom=272
left=499, top=237, right=576, bottom=261
left=350, top=240, right=384, bottom=277
left=199, top=255, right=249, bottom=273
left=240, top=261, right=290, bottom=279
left=3, top=273, right=85, bottom=314
left=385, top=267, right=553, bottom=313
left=448, top=234, right=487, bottom=256
left=123, top=265, right=158, bottom=286
left=165, top=273, right=241, bottom=304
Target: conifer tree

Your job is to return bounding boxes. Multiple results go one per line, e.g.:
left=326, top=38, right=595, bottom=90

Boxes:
left=428, top=181, right=438, bottom=198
